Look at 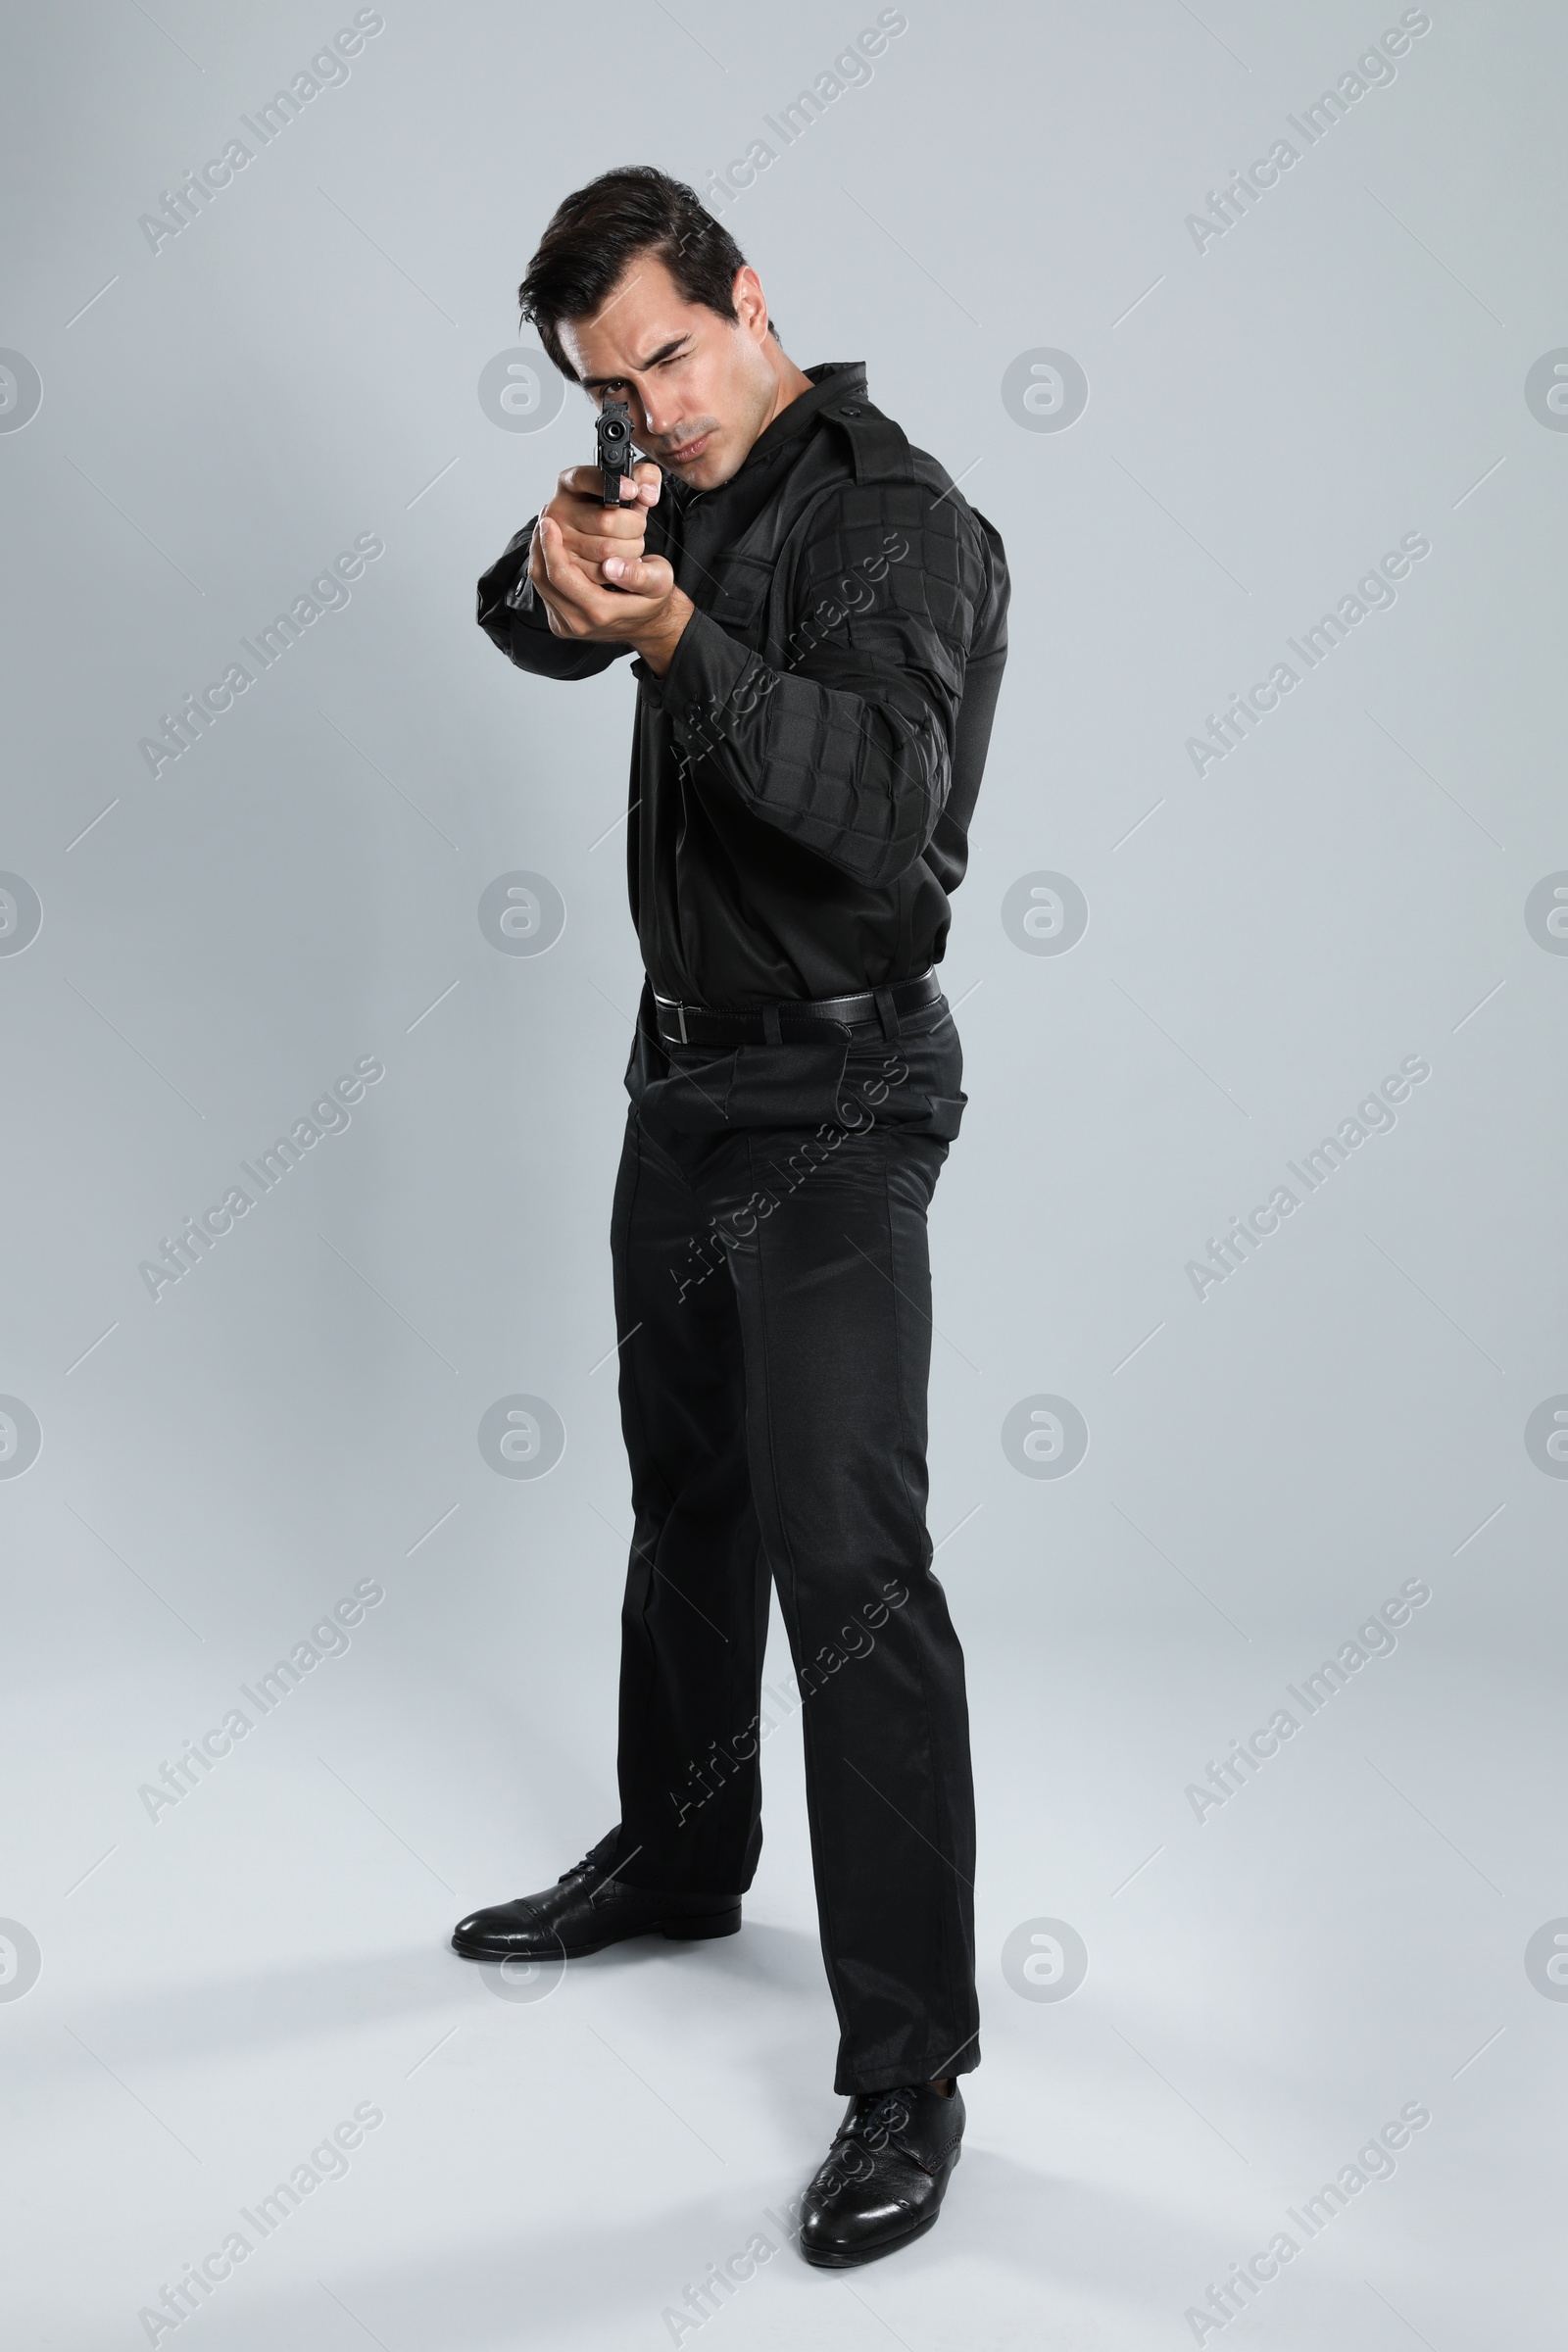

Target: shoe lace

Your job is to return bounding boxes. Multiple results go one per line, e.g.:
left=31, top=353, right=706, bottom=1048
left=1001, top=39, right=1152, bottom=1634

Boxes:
left=840, top=2086, right=918, bottom=2150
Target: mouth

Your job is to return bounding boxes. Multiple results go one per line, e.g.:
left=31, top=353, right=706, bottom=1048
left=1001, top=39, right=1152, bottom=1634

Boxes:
left=663, top=430, right=712, bottom=465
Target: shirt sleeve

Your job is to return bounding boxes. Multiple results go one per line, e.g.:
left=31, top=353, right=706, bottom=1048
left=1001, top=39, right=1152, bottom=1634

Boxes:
left=476, top=519, right=629, bottom=681
left=631, top=479, right=996, bottom=886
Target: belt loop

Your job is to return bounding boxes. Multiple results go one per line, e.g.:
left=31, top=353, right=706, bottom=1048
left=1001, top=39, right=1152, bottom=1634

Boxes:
left=873, top=985, right=902, bottom=1041
left=677, top=1003, right=688, bottom=1045
left=761, top=1003, right=783, bottom=1046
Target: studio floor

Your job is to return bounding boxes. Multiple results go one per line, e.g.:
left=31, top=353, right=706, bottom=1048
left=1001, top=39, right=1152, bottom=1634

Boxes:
left=5, top=1620, right=1556, bottom=2351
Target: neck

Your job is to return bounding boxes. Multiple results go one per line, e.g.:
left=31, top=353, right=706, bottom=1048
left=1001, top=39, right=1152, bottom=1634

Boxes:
left=758, top=342, right=818, bottom=432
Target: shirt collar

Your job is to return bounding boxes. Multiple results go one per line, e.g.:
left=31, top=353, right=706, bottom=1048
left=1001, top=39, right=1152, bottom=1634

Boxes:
left=745, top=361, right=868, bottom=466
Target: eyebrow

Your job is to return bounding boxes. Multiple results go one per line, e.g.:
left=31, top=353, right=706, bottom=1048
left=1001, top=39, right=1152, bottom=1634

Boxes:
left=579, top=336, right=691, bottom=391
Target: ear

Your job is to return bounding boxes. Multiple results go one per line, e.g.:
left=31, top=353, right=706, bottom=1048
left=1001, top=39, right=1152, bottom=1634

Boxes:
left=732, top=265, right=770, bottom=343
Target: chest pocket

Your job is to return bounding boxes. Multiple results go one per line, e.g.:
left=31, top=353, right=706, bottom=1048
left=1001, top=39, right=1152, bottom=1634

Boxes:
left=692, top=552, right=773, bottom=648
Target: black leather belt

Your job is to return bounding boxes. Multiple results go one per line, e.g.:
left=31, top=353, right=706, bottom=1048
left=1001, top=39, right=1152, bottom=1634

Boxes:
left=652, top=967, right=943, bottom=1048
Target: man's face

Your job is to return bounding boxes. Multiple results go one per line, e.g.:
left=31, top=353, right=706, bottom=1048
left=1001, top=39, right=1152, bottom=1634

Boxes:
left=558, top=253, right=779, bottom=493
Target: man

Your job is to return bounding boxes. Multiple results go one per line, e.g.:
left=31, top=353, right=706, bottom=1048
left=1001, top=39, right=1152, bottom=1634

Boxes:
left=455, top=165, right=1008, bottom=2267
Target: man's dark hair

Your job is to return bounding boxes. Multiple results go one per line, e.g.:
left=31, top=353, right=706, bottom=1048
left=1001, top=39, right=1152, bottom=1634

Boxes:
left=518, top=165, right=781, bottom=384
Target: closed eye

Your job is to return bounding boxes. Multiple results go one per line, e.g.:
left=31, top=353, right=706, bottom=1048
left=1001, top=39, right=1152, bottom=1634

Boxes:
left=596, top=345, right=693, bottom=399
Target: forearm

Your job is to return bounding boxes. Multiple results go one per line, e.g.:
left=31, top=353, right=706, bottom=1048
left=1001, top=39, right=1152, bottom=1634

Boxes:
left=636, top=607, right=953, bottom=886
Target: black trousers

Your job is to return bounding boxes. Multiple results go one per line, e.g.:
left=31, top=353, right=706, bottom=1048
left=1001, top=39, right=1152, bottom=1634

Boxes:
left=605, top=984, right=980, bottom=2094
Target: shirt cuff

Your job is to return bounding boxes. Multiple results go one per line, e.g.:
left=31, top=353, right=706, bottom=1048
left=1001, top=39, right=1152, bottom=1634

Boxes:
left=632, top=604, right=754, bottom=727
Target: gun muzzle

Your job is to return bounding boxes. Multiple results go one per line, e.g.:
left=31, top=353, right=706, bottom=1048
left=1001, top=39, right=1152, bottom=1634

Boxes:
left=596, top=399, right=632, bottom=506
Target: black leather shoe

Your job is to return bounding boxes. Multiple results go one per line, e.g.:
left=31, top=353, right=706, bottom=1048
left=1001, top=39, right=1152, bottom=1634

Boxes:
left=797, top=2080, right=964, bottom=2266
left=450, top=1829, right=742, bottom=1961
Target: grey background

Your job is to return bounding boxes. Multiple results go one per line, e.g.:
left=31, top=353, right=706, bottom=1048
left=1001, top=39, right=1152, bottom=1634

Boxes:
left=2, top=2, right=1564, bottom=2345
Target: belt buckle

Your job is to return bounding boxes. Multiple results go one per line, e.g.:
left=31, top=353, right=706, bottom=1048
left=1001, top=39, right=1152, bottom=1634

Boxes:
left=652, top=988, right=691, bottom=1044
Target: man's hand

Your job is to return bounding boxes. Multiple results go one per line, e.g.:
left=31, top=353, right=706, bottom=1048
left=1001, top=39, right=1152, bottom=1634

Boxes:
left=526, top=458, right=694, bottom=676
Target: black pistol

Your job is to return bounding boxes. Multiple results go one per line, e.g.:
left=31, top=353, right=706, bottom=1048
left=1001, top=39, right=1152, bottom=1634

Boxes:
left=596, top=397, right=632, bottom=507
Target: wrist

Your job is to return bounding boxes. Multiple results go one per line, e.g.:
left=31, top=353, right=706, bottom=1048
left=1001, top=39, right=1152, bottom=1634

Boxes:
left=630, top=588, right=694, bottom=677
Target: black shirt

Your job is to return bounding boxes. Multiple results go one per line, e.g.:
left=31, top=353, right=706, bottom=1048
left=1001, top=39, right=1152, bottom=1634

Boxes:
left=475, top=361, right=1009, bottom=1006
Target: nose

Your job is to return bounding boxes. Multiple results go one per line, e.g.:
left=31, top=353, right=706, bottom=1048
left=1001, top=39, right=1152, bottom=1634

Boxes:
left=635, top=382, right=680, bottom=439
